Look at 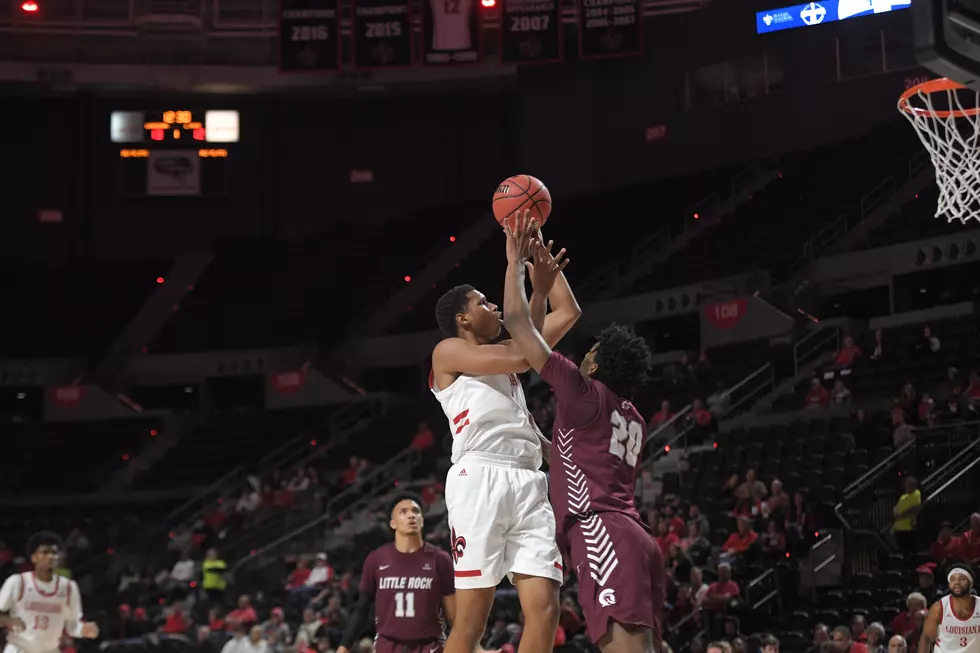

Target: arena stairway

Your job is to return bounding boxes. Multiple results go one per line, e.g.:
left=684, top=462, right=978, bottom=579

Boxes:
left=834, top=421, right=980, bottom=575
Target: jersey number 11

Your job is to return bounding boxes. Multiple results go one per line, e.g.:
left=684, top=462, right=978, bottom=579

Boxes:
left=394, top=592, right=416, bottom=618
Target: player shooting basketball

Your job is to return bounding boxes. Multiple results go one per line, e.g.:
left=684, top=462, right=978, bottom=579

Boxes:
left=502, top=215, right=663, bottom=653
left=430, top=208, right=581, bottom=653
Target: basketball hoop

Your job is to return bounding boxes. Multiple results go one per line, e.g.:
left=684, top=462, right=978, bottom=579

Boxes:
left=898, top=77, right=980, bottom=224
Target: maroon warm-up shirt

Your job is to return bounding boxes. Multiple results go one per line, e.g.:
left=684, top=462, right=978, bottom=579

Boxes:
left=360, top=543, right=455, bottom=642
left=539, top=352, right=646, bottom=535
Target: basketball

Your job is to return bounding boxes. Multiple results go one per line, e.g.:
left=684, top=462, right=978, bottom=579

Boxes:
left=492, top=175, right=552, bottom=229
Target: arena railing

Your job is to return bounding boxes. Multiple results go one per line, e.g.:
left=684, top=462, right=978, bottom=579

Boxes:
left=230, top=447, right=423, bottom=574
left=792, top=325, right=840, bottom=376
left=163, top=397, right=385, bottom=538
left=834, top=421, right=980, bottom=574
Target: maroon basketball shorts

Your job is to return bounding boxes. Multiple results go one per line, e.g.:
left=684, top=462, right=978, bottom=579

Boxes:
left=375, top=635, right=443, bottom=653
left=566, top=512, right=664, bottom=644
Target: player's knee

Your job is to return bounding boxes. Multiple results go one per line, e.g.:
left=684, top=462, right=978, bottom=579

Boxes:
left=514, top=576, right=559, bottom=627
left=451, top=588, right=495, bottom=640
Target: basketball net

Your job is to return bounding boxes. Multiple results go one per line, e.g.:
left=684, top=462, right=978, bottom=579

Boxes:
left=898, top=78, right=980, bottom=224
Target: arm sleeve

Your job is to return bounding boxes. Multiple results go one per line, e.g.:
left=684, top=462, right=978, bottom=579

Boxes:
left=437, top=551, right=455, bottom=596
left=0, top=575, right=18, bottom=612
left=65, top=581, right=86, bottom=637
left=338, top=592, right=374, bottom=649
left=539, top=352, right=600, bottom=427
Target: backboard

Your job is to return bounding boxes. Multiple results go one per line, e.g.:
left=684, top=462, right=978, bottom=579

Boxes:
left=914, top=0, right=980, bottom=87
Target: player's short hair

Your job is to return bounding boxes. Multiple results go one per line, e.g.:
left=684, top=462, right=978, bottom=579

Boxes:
left=435, top=285, right=475, bottom=338
left=387, top=491, right=424, bottom=520
left=592, top=324, right=652, bottom=399
left=26, top=531, right=63, bottom=557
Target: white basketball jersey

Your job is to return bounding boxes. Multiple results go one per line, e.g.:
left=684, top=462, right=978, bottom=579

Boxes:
left=0, top=573, right=83, bottom=653
left=430, top=370, right=543, bottom=469
left=430, top=0, right=471, bottom=51
left=937, top=595, right=980, bottom=653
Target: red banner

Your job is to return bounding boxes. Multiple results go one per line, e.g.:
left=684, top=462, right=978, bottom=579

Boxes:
left=272, top=370, right=308, bottom=394
left=704, top=298, right=748, bottom=330
left=50, top=385, right=86, bottom=407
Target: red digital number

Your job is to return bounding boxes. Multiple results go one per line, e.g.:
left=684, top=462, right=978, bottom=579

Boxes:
left=32, top=615, right=49, bottom=631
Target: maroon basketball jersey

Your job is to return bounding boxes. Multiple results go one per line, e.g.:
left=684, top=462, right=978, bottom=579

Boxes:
left=360, top=543, right=455, bottom=642
left=539, top=352, right=646, bottom=535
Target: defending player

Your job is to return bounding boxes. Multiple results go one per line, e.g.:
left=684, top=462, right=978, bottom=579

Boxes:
left=430, top=209, right=581, bottom=653
left=0, top=532, right=100, bottom=653
left=336, top=493, right=481, bottom=653
left=501, top=216, right=663, bottom=653
left=919, top=563, right=980, bottom=653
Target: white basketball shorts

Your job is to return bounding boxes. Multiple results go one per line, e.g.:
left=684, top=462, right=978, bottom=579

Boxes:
left=5, top=643, right=58, bottom=653
left=444, top=453, right=564, bottom=589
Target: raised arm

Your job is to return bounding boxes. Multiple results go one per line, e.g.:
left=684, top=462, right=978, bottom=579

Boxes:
left=917, top=600, right=941, bottom=653
left=502, top=218, right=556, bottom=373
left=525, top=226, right=581, bottom=347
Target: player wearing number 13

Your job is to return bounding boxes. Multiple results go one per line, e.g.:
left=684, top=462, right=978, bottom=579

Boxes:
left=0, top=532, right=99, bottom=653
left=336, top=494, right=457, bottom=653
left=502, top=216, right=664, bottom=653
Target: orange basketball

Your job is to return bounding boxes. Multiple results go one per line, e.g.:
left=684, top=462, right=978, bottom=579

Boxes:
left=492, top=174, right=552, bottom=229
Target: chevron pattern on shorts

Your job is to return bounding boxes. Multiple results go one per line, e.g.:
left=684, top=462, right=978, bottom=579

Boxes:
left=556, top=429, right=620, bottom=587
left=556, top=429, right=591, bottom=515
left=581, top=513, right=619, bottom=586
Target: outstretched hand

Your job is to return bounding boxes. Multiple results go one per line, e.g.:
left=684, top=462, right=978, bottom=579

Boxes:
left=504, top=209, right=539, bottom=262
left=526, top=233, right=569, bottom=295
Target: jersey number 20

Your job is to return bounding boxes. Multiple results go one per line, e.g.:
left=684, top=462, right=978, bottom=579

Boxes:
left=609, top=410, right=642, bottom=467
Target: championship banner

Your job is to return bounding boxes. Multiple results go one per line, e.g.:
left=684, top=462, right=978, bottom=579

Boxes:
left=279, top=0, right=341, bottom=72
left=578, top=0, right=642, bottom=60
left=500, top=0, right=563, bottom=64
left=422, top=0, right=481, bottom=65
left=352, top=0, right=414, bottom=68
left=147, top=151, right=201, bottom=197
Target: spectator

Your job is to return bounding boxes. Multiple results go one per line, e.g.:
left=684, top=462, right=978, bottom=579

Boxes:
left=892, top=411, right=914, bottom=449
left=917, top=395, right=936, bottom=425
left=208, top=607, right=226, bottom=632
left=691, top=398, right=715, bottom=431
left=160, top=604, right=189, bottom=635
left=689, top=504, right=711, bottom=539
left=667, top=584, right=696, bottom=628
left=202, top=548, right=228, bottom=603
left=168, top=552, right=196, bottom=590
left=410, top=422, right=435, bottom=451
left=897, top=383, right=919, bottom=418
left=890, top=593, right=927, bottom=640
left=832, top=380, right=853, bottom=405
left=761, top=520, right=786, bottom=558
left=236, top=488, right=261, bottom=514
left=287, top=469, right=311, bottom=493
left=736, top=469, right=768, bottom=502
left=663, top=503, right=687, bottom=535
left=690, top=566, right=710, bottom=607
left=893, top=476, right=921, bottom=551
left=227, top=595, right=258, bottom=628
left=655, top=520, right=679, bottom=554
left=295, top=609, right=323, bottom=643
left=923, top=327, right=941, bottom=354
left=835, top=336, right=862, bottom=367
left=293, top=633, right=317, bottom=653
left=866, top=623, right=886, bottom=653
left=851, top=615, right=868, bottom=643
left=870, top=330, right=884, bottom=362
left=665, top=541, right=692, bottom=583
left=832, top=625, right=867, bottom=653
left=955, top=513, right=980, bottom=565
left=307, top=553, right=335, bottom=586
left=887, top=636, right=906, bottom=653
left=260, top=608, right=291, bottom=653
left=705, top=562, right=739, bottom=612
left=762, top=479, right=790, bottom=521
left=722, top=517, right=759, bottom=557
left=930, top=522, right=960, bottom=564
left=246, top=626, right=270, bottom=653
left=222, top=625, right=250, bottom=653
left=939, top=385, right=976, bottom=422
left=805, top=379, right=830, bottom=409
left=650, top=400, right=675, bottom=429
left=812, top=624, right=830, bottom=651
left=914, top=563, right=943, bottom=602
left=698, top=350, right=712, bottom=377
left=907, top=610, right=927, bottom=652
left=967, top=371, right=980, bottom=400
left=761, top=635, right=780, bottom=653
left=286, top=559, right=312, bottom=590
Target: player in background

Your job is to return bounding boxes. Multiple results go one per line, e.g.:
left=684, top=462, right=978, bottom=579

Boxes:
left=501, top=215, right=663, bottom=653
left=918, top=563, right=980, bottom=653
left=336, top=493, right=492, bottom=653
left=0, top=532, right=100, bottom=653
left=430, top=208, right=581, bottom=653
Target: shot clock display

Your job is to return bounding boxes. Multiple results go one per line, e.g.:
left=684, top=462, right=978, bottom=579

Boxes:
left=111, top=110, right=239, bottom=197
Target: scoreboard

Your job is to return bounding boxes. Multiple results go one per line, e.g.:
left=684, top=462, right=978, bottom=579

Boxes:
left=111, top=110, right=239, bottom=197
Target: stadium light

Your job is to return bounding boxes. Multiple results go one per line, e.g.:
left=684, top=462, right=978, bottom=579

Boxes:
left=21, top=1, right=39, bottom=12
